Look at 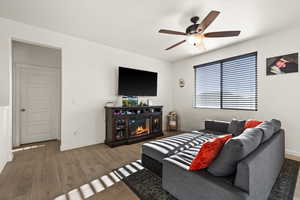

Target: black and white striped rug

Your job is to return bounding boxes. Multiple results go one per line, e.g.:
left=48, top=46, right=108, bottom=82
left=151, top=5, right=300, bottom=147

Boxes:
left=54, top=160, right=145, bottom=200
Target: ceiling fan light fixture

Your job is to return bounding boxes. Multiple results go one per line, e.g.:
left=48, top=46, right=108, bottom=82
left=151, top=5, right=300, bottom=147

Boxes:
left=186, top=34, right=203, bottom=46
left=158, top=10, right=241, bottom=50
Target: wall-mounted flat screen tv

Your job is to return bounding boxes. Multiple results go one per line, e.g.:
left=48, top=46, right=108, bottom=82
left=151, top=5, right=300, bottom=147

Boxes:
left=118, top=67, right=157, bottom=96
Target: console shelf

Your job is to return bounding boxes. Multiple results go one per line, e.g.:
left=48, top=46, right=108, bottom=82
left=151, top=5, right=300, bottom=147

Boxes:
left=105, top=106, right=163, bottom=147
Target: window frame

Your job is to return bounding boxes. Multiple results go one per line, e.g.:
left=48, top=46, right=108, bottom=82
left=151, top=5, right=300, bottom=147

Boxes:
left=193, top=52, right=258, bottom=111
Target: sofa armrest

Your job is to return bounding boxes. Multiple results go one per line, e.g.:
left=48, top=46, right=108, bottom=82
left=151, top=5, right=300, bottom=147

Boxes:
left=234, top=130, right=285, bottom=200
left=205, top=120, right=230, bottom=133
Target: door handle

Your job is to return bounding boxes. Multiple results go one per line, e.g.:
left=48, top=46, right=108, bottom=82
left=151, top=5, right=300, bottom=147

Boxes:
left=20, top=108, right=26, bottom=112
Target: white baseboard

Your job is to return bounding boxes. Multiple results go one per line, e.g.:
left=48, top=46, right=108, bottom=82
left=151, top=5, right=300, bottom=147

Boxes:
left=286, top=149, right=300, bottom=157
left=0, top=161, right=5, bottom=174
left=0, top=152, right=14, bottom=174
left=60, top=140, right=104, bottom=151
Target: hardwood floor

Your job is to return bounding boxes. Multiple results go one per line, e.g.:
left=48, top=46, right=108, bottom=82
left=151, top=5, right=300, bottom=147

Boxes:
left=0, top=132, right=299, bottom=200
left=0, top=132, right=178, bottom=200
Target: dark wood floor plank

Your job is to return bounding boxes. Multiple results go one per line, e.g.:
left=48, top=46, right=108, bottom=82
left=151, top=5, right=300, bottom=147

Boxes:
left=88, top=182, right=139, bottom=200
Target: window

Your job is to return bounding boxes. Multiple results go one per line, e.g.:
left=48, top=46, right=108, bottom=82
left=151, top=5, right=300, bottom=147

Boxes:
left=194, top=52, right=257, bottom=111
left=195, top=63, right=221, bottom=108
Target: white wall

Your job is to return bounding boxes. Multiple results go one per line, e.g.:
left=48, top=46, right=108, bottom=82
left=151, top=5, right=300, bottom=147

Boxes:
left=0, top=17, right=173, bottom=172
left=172, top=27, right=300, bottom=156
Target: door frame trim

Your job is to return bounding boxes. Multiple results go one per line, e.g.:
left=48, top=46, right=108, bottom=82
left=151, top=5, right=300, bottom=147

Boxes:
left=12, top=63, right=61, bottom=146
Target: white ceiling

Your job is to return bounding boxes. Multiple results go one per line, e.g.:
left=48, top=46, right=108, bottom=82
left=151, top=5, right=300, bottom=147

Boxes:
left=0, top=0, right=299, bottom=62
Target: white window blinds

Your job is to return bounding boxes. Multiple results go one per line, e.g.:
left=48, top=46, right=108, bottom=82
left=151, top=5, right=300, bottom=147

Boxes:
left=195, top=63, right=221, bottom=108
left=194, top=52, right=257, bottom=111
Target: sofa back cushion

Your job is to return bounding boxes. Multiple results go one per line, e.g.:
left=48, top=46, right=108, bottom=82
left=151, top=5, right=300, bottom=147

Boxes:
left=205, top=120, right=229, bottom=133
left=271, top=119, right=281, bottom=132
left=208, top=128, right=263, bottom=176
left=234, top=130, right=285, bottom=196
left=256, top=121, right=275, bottom=143
left=227, top=119, right=246, bottom=137
left=255, top=119, right=282, bottom=143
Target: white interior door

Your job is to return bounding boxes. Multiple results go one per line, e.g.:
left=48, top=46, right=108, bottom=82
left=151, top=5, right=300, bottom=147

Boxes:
left=16, top=64, right=60, bottom=144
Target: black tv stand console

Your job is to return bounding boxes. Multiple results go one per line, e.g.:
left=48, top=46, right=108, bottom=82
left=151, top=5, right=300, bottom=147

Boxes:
left=105, top=106, right=163, bottom=147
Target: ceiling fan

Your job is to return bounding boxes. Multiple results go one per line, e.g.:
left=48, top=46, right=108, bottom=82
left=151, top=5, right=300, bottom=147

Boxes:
left=158, top=10, right=241, bottom=50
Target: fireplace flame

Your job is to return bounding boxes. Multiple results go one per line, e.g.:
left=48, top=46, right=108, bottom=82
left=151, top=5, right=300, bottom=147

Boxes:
left=136, top=126, right=150, bottom=135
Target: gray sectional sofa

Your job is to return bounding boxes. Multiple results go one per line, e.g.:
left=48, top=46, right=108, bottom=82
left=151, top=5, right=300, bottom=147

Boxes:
left=141, top=120, right=285, bottom=200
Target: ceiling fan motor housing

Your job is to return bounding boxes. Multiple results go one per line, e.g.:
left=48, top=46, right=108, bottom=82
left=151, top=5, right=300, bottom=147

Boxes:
left=186, top=24, right=199, bottom=34
left=191, top=16, right=199, bottom=23
left=186, top=16, right=201, bottom=34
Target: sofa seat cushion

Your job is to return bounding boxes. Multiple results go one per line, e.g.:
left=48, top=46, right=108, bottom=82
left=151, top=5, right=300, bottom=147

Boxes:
left=142, top=132, right=216, bottom=162
left=164, top=158, right=235, bottom=185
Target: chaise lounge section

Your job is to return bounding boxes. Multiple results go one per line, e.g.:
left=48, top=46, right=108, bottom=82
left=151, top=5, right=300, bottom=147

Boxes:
left=142, top=132, right=218, bottom=176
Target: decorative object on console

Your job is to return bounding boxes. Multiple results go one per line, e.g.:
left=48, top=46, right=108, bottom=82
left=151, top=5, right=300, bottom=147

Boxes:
left=105, top=101, right=115, bottom=107
left=147, top=99, right=153, bottom=106
left=122, top=96, right=129, bottom=107
left=139, top=100, right=148, bottom=107
left=122, top=96, right=138, bottom=107
left=266, top=53, right=298, bottom=75
left=189, top=134, right=232, bottom=171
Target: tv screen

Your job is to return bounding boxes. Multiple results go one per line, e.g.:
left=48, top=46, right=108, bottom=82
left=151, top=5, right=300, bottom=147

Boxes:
left=118, top=67, right=157, bottom=96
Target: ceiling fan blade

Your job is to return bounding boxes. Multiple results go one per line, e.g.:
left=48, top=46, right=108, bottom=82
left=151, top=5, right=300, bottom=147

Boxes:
left=204, top=31, right=241, bottom=38
left=159, top=29, right=187, bottom=36
left=165, top=40, right=186, bottom=50
left=197, top=10, right=220, bottom=33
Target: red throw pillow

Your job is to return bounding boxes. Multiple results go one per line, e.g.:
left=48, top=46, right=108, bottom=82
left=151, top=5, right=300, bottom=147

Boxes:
left=189, top=134, right=232, bottom=171
left=244, top=120, right=263, bottom=129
